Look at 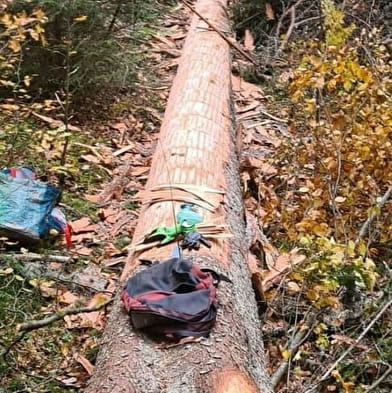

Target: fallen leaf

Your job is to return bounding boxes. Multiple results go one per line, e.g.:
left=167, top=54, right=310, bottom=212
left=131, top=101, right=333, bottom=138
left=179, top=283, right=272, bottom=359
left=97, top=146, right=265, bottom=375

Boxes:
left=74, top=15, right=88, bottom=22
left=70, top=217, right=91, bottom=233
left=287, top=281, right=301, bottom=293
left=331, top=334, right=368, bottom=350
left=59, top=291, right=79, bottom=305
left=231, top=75, right=264, bottom=99
left=32, top=112, right=81, bottom=131
left=334, top=196, right=346, bottom=203
left=78, top=292, right=111, bottom=328
left=56, top=376, right=78, bottom=386
left=74, top=246, right=93, bottom=256
left=236, top=101, right=260, bottom=114
left=73, top=353, right=94, bottom=375
left=111, top=122, right=127, bottom=132
left=98, top=207, right=113, bottom=219
left=131, top=166, right=150, bottom=176
left=81, top=154, right=100, bottom=164
left=84, top=194, right=100, bottom=203
left=0, top=103, right=19, bottom=111
left=29, top=279, right=57, bottom=298
left=113, top=144, right=135, bottom=157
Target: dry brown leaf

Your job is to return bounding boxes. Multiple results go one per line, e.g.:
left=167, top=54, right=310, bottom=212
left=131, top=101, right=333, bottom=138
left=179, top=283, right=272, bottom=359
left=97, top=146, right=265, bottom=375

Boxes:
left=98, top=207, right=117, bottom=221
left=78, top=293, right=109, bottom=329
left=331, top=334, right=368, bottom=350
left=29, top=279, right=58, bottom=298
left=74, top=246, right=93, bottom=256
left=103, top=244, right=122, bottom=258
left=244, top=29, right=255, bottom=51
left=70, top=217, right=91, bottom=233
left=84, top=194, right=100, bottom=203
left=242, top=156, right=277, bottom=177
left=73, top=353, right=94, bottom=375
left=259, top=249, right=306, bottom=291
left=81, top=154, right=100, bottom=164
left=0, top=103, right=19, bottom=111
left=113, top=144, right=135, bottom=157
left=71, top=233, right=96, bottom=243
left=110, top=122, right=127, bottom=132
left=59, top=291, right=79, bottom=305
left=49, top=262, right=62, bottom=270
left=236, top=101, right=260, bottom=114
left=131, top=166, right=150, bottom=177
left=231, top=74, right=264, bottom=99
left=152, top=34, right=176, bottom=49
left=32, top=112, right=81, bottom=131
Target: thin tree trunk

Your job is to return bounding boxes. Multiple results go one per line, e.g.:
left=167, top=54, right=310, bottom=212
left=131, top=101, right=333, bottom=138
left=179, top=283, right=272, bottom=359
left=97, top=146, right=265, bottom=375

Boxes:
left=85, top=1, right=271, bottom=392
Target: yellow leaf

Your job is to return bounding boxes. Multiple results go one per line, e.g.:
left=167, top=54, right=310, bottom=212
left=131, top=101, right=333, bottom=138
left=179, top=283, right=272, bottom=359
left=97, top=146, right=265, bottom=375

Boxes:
left=280, top=347, right=291, bottom=360
left=0, top=103, right=20, bottom=111
left=343, top=80, right=352, bottom=91
left=8, top=39, right=21, bottom=53
left=316, top=296, right=340, bottom=308
left=291, top=272, right=303, bottom=281
left=74, top=15, right=88, bottom=22
left=312, top=223, right=331, bottom=237
left=0, top=267, right=14, bottom=275
left=306, top=289, right=319, bottom=301
left=287, top=281, right=301, bottom=293
left=24, top=75, right=31, bottom=87
left=29, top=28, right=39, bottom=41
left=0, top=13, right=12, bottom=27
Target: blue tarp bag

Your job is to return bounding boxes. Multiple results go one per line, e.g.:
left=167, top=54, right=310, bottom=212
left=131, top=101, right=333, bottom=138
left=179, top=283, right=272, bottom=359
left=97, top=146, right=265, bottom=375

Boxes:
left=0, top=167, right=62, bottom=244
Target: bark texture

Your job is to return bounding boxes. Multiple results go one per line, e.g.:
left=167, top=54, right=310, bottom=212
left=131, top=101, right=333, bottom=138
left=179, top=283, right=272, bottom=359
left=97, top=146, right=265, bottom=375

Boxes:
left=85, top=1, right=272, bottom=392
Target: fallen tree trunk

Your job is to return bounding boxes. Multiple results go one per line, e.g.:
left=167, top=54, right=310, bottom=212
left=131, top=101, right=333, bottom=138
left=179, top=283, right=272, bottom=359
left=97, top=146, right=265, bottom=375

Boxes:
left=85, top=1, right=271, bottom=392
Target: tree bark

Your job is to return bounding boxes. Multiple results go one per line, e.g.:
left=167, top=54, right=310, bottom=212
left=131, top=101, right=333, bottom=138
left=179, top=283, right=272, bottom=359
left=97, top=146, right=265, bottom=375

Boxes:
left=85, top=1, right=272, bottom=392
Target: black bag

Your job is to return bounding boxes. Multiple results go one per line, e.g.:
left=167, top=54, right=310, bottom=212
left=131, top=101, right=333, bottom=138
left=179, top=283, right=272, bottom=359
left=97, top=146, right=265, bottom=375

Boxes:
left=121, top=258, right=228, bottom=338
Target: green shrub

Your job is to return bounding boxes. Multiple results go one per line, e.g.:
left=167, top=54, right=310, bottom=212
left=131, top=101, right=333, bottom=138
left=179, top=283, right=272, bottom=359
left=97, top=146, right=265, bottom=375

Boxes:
left=2, top=0, right=164, bottom=106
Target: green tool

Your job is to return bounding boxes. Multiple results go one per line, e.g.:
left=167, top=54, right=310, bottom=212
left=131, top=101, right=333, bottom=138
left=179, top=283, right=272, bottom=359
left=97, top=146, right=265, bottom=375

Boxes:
left=144, top=204, right=203, bottom=245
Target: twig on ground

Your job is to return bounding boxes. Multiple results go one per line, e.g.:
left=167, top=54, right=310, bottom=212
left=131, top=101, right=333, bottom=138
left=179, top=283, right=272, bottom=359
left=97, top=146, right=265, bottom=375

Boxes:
left=293, top=16, right=322, bottom=28
left=50, top=276, right=114, bottom=294
left=303, top=298, right=392, bottom=393
left=355, top=185, right=392, bottom=247
left=259, top=109, right=288, bottom=123
left=17, top=297, right=114, bottom=332
left=73, top=142, right=104, bottom=161
left=2, top=297, right=113, bottom=359
left=99, top=162, right=132, bottom=202
left=279, top=6, right=296, bottom=51
left=182, top=1, right=257, bottom=65
left=2, top=253, right=71, bottom=263
left=364, top=364, right=392, bottom=392
left=276, top=0, right=306, bottom=40
left=271, top=314, right=316, bottom=389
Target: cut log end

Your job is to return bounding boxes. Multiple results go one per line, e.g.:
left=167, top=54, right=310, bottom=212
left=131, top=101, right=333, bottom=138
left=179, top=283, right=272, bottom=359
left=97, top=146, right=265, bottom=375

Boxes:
left=210, top=369, right=262, bottom=393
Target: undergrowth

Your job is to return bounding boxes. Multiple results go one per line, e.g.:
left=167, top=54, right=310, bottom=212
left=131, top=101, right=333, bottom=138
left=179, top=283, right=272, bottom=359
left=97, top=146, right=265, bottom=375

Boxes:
left=234, top=0, right=391, bottom=392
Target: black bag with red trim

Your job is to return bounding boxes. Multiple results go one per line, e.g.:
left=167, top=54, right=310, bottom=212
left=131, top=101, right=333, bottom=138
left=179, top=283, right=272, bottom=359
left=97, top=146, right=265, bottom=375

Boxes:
left=121, top=257, right=228, bottom=338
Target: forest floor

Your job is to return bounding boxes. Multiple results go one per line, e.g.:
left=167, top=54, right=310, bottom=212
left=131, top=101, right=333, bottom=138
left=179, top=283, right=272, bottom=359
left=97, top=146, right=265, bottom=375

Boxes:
left=0, top=1, right=391, bottom=393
